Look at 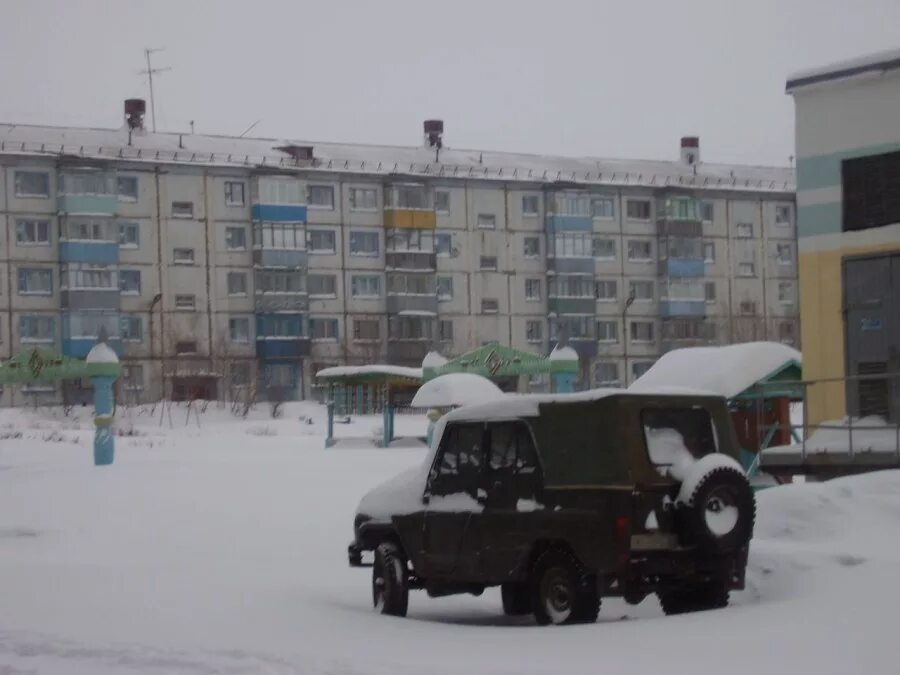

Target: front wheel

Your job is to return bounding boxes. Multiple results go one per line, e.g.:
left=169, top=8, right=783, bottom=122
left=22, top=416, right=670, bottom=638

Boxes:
left=372, top=542, right=409, bottom=617
left=530, top=550, right=599, bottom=625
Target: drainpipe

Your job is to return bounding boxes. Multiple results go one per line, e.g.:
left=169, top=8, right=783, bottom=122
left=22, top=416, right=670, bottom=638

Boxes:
left=148, top=293, right=162, bottom=371
left=153, top=167, right=166, bottom=398
left=622, top=290, right=635, bottom=387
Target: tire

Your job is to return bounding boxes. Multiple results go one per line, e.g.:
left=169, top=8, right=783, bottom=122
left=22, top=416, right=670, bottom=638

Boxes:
left=678, top=466, right=756, bottom=555
left=372, top=542, right=409, bottom=617
left=501, top=582, right=531, bottom=616
left=530, top=549, right=599, bottom=625
left=658, top=581, right=729, bottom=616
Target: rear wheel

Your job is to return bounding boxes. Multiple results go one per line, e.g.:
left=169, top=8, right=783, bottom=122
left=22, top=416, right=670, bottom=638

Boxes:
left=501, top=582, right=531, bottom=616
left=530, top=550, right=599, bottom=625
left=658, top=581, right=729, bottom=615
left=372, top=542, right=409, bottom=617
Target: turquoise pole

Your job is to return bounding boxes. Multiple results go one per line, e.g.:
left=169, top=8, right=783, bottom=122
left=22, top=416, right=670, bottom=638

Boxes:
left=325, top=399, right=335, bottom=448
left=553, top=372, right=576, bottom=393
left=91, top=374, right=116, bottom=466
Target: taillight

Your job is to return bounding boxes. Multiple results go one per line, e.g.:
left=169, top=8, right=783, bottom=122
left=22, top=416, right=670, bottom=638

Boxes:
left=615, top=516, right=630, bottom=542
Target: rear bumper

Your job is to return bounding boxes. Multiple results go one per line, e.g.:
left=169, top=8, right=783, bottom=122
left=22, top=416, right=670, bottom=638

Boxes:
left=626, top=546, right=749, bottom=591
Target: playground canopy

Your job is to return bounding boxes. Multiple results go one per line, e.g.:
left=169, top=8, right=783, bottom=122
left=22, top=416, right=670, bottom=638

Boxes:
left=0, top=347, right=120, bottom=384
left=423, top=344, right=577, bottom=382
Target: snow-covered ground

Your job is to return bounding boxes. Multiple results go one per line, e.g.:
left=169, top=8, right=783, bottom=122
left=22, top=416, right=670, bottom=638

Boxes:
left=1, top=402, right=897, bottom=674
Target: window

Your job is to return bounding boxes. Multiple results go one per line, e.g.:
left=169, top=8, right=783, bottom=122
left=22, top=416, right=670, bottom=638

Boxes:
left=434, top=191, right=450, bottom=214
left=264, top=363, right=295, bottom=389
left=703, top=241, right=716, bottom=263
left=120, top=315, right=142, bottom=342
left=227, top=272, right=247, bottom=296
left=61, top=265, right=116, bottom=290
left=549, top=276, right=594, bottom=298
left=522, top=195, right=539, bottom=216
left=349, top=187, right=377, bottom=211
left=738, top=262, right=756, bottom=277
left=430, top=423, right=483, bottom=496
left=486, top=422, right=538, bottom=477
left=523, top=237, right=540, bottom=258
left=66, top=219, right=109, bottom=241
left=173, top=248, right=195, bottom=265
left=842, top=151, right=900, bottom=231
left=256, top=270, right=305, bottom=294
left=117, top=175, right=138, bottom=202
left=386, top=228, right=434, bottom=252
left=14, top=171, right=49, bottom=198
left=629, top=280, right=654, bottom=302
left=349, top=231, right=379, bottom=257
left=353, top=319, right=381, bottom=341
left=435, top=233, right=452, bottom=256
left=257, top=314, right=305, bottom=338
left=308, top=185, right=334, bottom=209
left=595, top=279, right=617, bottom=301
left=740, top=300, right=757, bottom=316
left=122, top=364, right=144, bottom=391
left=594, top=362, right=619, bottom=386
left=437, top=276, right=453, bottom=301
left=477, top=213, right=496, bottom=229
left=229, top=317, right=250, bottom=343
left=774, top=204, right=792, bottom=227
left=704, top=281, right=716, bottom=303
left=626, top=199, right=651, bottom=220
left=549, top=316, right=593, bottom=340
left=389, top=315, right=434, bottom=340
left=481, top=298, right=499, bottom=313
left=627, top=240, right=652, bottom=262
left=387, top=274, right=434, bottom=295
left=307, top=229, right=336, bottom=253
left=119, top=269, right=141, bottom=295
left=779, top=321, right=796, bottom=344
left=19, top=316, right=55, bottom=343
left=171, top=201, right=194, bottom=218
left=389, top=185, right=429, bottom=209
left=550, top=232, right=592, bottom=257
left=17, top=268, right=52, bottom=295
left=632, top=361, right=654, bottom=379
left=525, top=279, right=541, bottom=301
left=551, top=194, right=591, bottom=216
left=701, top=201, right=714, bottom=222
left=15, top=219, right=50, bottom=245
left=225, top=227, right=247, bottom=251
left=119, top=222, right=139, bottom=248
left=439, top=319, right=454, bottom=342
left=254, top=223, right=305, bottom=250
left=526, top=320, right=543, bottom=343
left=778, top=281, right=795, bottom=305
left=593, top=237, right=616, bottom=259
left=175, top=341, right=197, bottom=355
left=630, top=320, right=655, bottom=342
left=308, top=274, right=337, bottom=297
left=479, top=256, right=498, bottom=271
left=310, top=318, right=339, bottom=340
left=597, top=320, right=618, bottom=343
left=736, top=222, right=754, bottom=238
left=224, top=181, right=245, bottom=207
left=351, top=275, right=381, bottom=298
left=591, top=197, right=615, bottom=219
left=776, top=243, right=793, bottom=265
left=175, top=294, right=196, bottom=310
left=258, top=178, right=304, bottom=205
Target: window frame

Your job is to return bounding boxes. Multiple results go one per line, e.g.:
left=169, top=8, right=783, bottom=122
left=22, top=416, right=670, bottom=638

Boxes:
left=119, top=269, right=142, bottom=295
left=225, top=226, right=247, bottom=251
left=117, top=175, right=139, bottom=202
left=307, top=229, right=337, bottom=254
left=626, top=199, right=651, bottom=221
left=229, top=317, right=251, bottom=343
left=14, top=171, right=50, bottom=198
left=119, top=221, right=140, bottom=249
left=307, top=185, right=335, bottom=210
left=171, top=201, right=194, bottom=218
left=227, top=271, right=248, bottom=296
left=224, top=181, right=246, bottom=207
left=15, top=218, right=51, bottom=246
left=349, top=230, right=380, bottom=257
left=173, top=248, right=195, bottom=265
left=17, top=267, right=53, bottom=296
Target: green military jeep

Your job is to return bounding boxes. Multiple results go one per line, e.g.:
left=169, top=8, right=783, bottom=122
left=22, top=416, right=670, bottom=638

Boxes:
left=348, top=390, right=755, bottom=625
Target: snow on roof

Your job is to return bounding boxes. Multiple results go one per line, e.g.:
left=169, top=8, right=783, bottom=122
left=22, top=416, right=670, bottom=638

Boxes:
left=421, top=351, right=448, bottom=369
left=548, top=345, right=578, bottom=362
left=410, top=373, right=504, bottom=408
left=786, top=47, right=900, bottom=92
left=0, top=122, right=794, bottom=194
left=629, top=342, right=801, bottom=400
left=85, top=342, right=119, bottom=364
left=315, top=365, right=422, bottom=381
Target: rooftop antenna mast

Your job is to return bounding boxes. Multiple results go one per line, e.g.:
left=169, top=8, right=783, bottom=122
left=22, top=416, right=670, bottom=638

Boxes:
left=140, top=47, right=171, bottom=132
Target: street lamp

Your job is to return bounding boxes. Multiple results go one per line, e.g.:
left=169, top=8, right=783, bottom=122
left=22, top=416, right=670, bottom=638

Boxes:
left=622, top=289, right=636, bottom=387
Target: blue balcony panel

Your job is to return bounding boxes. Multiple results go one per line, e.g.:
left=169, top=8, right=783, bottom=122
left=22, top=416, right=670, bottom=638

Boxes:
left=253, top=249, right=308, bottom=268
left=660, top=300, right=706, bottom=318
left=547, top=215, right=593, bottom=232
left=251, top=203, right=307, bottom=223
left=547, top=257, right=594, bottom=275
left=62, top=337, right=123, bottom=359
left=256, top=338, right=311, bottom=359
left=660, top=257, right=705, bottom=278
left=59, top=241, right=119, bottom=264
left=57, top=194, right=118, bottom=215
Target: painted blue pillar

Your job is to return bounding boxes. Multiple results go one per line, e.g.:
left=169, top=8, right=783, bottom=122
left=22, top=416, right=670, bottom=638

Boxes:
left=356, top=385, right=364, bottom=416
left=553, top=372, right=576, bottom=393
left=382, top=403, right=392, bottom=447
left=325, top=399, right=335, bottom=448
left=91, top=374, right=116, bottom=465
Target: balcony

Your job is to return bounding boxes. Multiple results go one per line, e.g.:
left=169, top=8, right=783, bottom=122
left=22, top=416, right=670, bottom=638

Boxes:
left=383, top=209, right=436, bottom=229
left=659, top=257, right=705, bottom=278
left=61, top=289, right=120, bottom=310
left=62, top=336, right=123, bottom=359
left=253, top=248, right=307, bottom=269
left=386, top=251, right=436, bottom=271
left=59, top=240, right=119, bottom=265
left=548, top=297, right=596, bottom=315
left=57, top=193, right=118, bottom=215
left=387, top=340, right=430, bottom=365
left=656, top=197, right=701, bottom=226
left=546, top=257, right=594, bottom=275
left=546, top=214, right=592, bottom=232
left=60, top=309, right=122, bottom=359
left=660, top=299, right=706, bottom=318
left=256, top=337, right=311, bottom=359
left=386, top=294, right=438, bottom=315
left=254, top=292, right=308, bottom=313
left=251, top=203, right=307, bottom=223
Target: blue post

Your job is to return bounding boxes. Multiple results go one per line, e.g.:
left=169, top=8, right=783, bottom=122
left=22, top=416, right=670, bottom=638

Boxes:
left=356, top=384, right=364, bottom=416
left=91, top=373, right=116, bottom=466
left=553, top=372, right=576, bottom=393
left=325, top=399, right=335, bottom=448
left=382, top=403, right=391, bottom=447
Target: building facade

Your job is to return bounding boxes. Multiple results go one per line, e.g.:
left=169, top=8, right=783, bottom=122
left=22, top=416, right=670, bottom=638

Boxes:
left=0, top=109, right=797, bottom=404
left=787, top=48, right=900, bottom=426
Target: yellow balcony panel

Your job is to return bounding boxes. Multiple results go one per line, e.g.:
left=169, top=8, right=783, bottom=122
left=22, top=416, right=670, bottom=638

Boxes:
left=384, top=209, right=435, bottom=229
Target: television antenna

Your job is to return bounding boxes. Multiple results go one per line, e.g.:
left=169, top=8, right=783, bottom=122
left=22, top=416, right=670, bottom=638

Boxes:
left=139, top=47, right=171, bottom=132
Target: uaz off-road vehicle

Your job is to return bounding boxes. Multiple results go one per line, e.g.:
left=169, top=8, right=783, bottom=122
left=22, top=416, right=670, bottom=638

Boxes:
left=348, top=390, right=755, bottom=625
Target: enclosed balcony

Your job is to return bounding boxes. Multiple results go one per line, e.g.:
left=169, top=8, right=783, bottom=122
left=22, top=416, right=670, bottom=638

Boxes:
left=548, top=276, right=596, bottom=315
left=251, top=176, right=307, bottom=223
left=656, top=196, right=701, bottom=225
left=658, top=236, right=705, bottom=278
left=385, top=251, right=436, bottom=272
left=252, top=223, right=307, bottom=268
left=60, top=264, right=121, bottom=310
left=58, top=218, right=119, bottom=264
left=386, top=315, right=434, bottom=365
left=254, top=270, right=308, bottom=312
left=386, top=273, right=437, bottom=314
left=61, top=311, right=122, bottom=358
left=547, top=232, right=594, bottom=272
left=255, top=313, right=310, bottom=359
left=57, top=170, right=117, bottom=215
left=546, top=192, right=593, bottom=232
left=383, top=184, right=435, bottom=229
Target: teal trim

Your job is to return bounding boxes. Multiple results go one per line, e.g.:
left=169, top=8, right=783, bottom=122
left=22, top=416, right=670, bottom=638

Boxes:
left=797, top=202, right=841, bottom=238
left=57, top=194, right=117, bottom=215
left=797, top=141, right=900, bottom=191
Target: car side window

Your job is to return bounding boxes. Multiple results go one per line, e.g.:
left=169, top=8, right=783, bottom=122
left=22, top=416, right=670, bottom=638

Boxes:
left=488, top=423, right=517, bottom=470
left=455, top=424, right=484, bottom=473
left=430, top=423, right=483, bottom=496
left=516, top=426, right=539, bottom=476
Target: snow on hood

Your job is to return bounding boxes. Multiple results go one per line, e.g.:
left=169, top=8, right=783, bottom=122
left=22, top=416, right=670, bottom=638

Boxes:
left=629, top=342, right=801, bottom=399
left=356, top=467, right=425, bottom=522
left=411, top=373, right=504, bottom=408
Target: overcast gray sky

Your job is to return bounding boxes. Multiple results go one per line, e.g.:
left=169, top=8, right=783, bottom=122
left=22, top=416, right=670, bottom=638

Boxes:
left=1, top=0, right=897, bottom=166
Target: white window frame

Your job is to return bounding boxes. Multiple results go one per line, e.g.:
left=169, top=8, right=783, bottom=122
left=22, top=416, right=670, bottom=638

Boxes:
left=307, top=229, right=337, bottom=254
left=229, top=317, right=251, bottom=343
left=350, top=275, right=381, bottom=299
left=15, top=218, right=51, bottom=246
left=349, top=187, right=378, bottom=212
left=14, top=171, right=50, bottom=198
left=437, top=276, right=453, bottom=301
left=227, top=271, right=248, bottom=296
left=525, top=278, right=542, bottom=302
left=117, top=175, right=139, bottom=202
left=173, top=248, right=195, bottom=265
left=307, top=185, right=335, bottom=210
left=627, top=240, right=653, bottom=262
left=308, top=274, right=337, bottom=298
left=171, top=201, right=194, bottom=218
left=225, top=227, right=247, bottom=251
left=626, top=199, right=651, bottom=221
left=119, top=269, right=141, bottom=295
left=477, top=213, right=497, bottom=230
left=174, top=294, right=196, bottom=310
left=349, top=231, right=379, bottom=257
left=522, top=195, right=539, bottom=216
left=224, top=181, right=246, bottom=207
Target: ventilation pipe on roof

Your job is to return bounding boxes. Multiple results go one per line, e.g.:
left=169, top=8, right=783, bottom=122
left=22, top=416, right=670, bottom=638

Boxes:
left=424, top=119, right=443, bottom=162
left=680, top=136, right=700, bottom=167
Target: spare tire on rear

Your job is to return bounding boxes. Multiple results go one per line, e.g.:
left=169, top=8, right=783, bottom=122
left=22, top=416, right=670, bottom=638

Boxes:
left=675, top=455, right=755, bottom=554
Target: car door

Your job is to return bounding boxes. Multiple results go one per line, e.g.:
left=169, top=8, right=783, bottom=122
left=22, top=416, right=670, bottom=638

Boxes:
left=422, top=423, right=485, bottom=578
